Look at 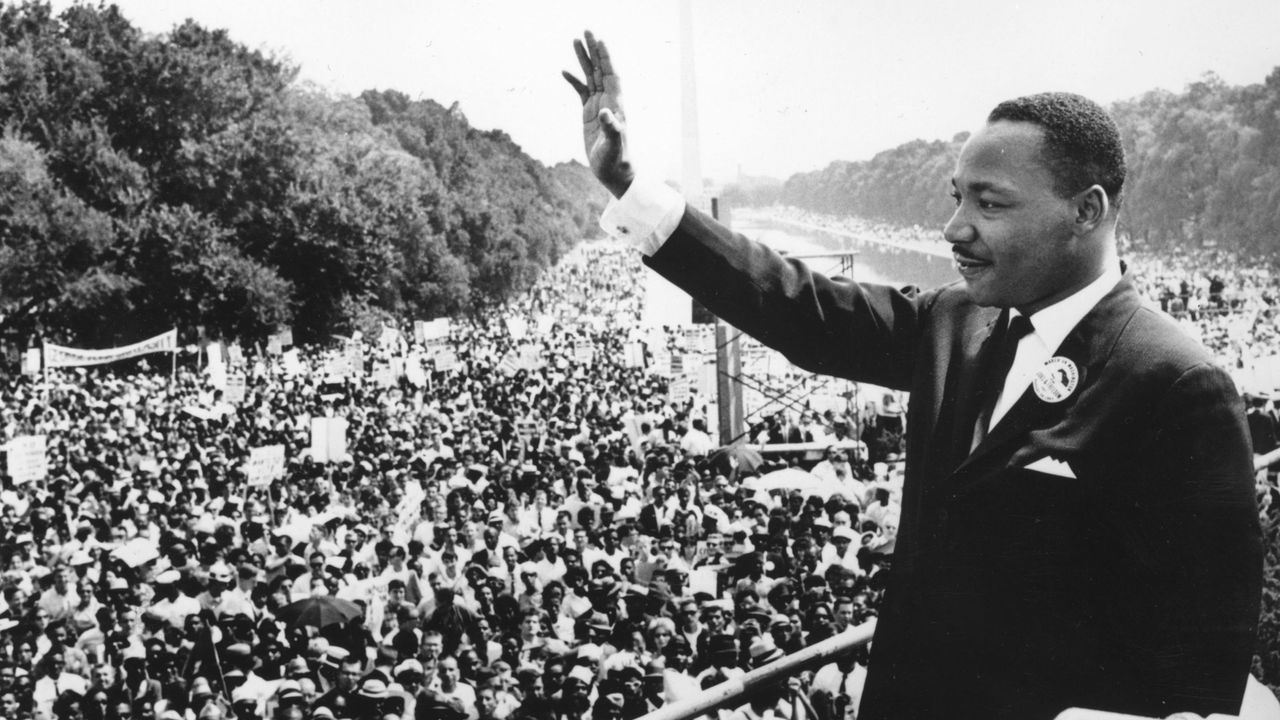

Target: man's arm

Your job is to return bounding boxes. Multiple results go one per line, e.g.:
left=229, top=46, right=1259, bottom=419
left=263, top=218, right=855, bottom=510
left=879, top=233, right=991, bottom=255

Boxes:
left=1138, top=362, right=1261, bottom=716
left=564, top=32, right=929, bottom=389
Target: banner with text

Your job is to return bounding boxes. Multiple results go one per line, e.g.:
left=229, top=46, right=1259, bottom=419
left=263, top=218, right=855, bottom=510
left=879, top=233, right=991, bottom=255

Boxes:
left=44, top=329, right=177, bottom=369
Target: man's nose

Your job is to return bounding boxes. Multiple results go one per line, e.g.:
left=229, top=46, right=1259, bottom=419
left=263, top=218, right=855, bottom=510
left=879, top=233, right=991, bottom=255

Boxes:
left=943, top=206, right=974, bottom=245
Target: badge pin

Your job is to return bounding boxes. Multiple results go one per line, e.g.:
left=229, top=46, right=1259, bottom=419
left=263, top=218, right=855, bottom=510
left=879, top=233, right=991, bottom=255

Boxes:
left=1033, top=357, right=1079, bottom=403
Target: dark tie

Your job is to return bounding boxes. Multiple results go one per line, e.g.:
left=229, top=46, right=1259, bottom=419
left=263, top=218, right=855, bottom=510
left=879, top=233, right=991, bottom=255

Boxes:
left=971, top=313, right=1034, bottom=449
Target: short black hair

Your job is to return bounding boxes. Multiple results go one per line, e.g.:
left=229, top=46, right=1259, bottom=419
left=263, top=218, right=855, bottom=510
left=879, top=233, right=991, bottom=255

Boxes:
left=988, top=92, right=1126, bottom=208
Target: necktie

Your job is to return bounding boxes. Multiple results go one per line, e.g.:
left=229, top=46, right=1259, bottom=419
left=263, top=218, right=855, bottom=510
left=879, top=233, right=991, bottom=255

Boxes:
left=971, top=313, right=1034, bottom=449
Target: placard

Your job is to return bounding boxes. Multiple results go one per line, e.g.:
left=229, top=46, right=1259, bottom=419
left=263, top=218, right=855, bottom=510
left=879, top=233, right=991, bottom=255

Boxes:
left=6, top=435, right=48, bottom=485
left=246, top=445, right=285, bottom=487
left=669, top=376, right=692, bottom=405
left=225, top=373, right=247, bottom=404
left=372, top=361, right=395, bottom=388
left=309, top=418, right=348, bottom=464
left=22, top=349, right=40, bottom=376
left=623, top=342, right=645, bottom=369
left=516, top=419, right=539, bottom=441
left=506, top=317, right=528, bottom=340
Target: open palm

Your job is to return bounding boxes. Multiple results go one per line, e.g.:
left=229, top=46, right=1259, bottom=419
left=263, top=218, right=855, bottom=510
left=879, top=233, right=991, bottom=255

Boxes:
left=563, top=32, right=634, bottom=198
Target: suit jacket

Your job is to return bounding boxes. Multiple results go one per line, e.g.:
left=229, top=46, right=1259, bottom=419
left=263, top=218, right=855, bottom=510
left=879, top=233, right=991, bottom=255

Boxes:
left=644, top=207, right=1262, bottom=720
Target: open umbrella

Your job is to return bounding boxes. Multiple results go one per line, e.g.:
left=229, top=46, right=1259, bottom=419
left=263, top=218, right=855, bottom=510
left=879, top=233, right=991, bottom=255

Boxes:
left=707, top=444, right=764, bottom=480
left=111, top=538, right=160, bottom=568
left=276, top=594, right=363, bottom=629
left=744, top=467, right=843, bottom=499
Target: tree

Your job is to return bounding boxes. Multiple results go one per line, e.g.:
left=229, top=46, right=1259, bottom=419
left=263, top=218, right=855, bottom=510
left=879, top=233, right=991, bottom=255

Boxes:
left=0, top=134, right=129, bottom=341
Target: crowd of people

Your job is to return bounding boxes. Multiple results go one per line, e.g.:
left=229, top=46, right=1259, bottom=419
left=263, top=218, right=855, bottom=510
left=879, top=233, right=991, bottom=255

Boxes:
left=0, top=223, right=1276, bottom=720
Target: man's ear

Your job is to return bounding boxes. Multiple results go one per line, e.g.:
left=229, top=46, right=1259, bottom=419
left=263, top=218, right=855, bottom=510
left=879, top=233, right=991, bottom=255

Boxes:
left=1073, top=184, right=1109, bottom=234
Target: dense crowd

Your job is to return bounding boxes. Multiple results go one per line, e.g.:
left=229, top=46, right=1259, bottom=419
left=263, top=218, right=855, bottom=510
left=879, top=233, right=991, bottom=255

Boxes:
left=0, top=228, right=1276, bottom=720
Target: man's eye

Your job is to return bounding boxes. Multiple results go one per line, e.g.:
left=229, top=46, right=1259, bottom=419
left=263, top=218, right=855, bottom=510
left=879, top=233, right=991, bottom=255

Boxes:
left=949, top=191, right=962, bottom=206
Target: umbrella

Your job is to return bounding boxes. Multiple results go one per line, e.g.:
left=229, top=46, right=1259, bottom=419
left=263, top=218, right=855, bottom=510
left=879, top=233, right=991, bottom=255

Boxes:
left=744, top=467, right=843, bottom=499
left=276, top=594, right=363, bottom=629
left=111, top=538, right=160, bottom=568
left=707, top=444, right=764, bottom=480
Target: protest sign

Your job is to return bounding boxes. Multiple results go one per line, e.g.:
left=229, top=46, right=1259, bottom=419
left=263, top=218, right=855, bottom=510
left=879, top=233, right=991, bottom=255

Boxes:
left=282, top=349, right=303, bottom=376
left=516, top=419, right=540, bottom=442
left=22, top=349, right=40, bottom=376
left=225, top=373, right=247, bottom=404
left=309, top=418, right=348, bottom=463
left=372, top=361, right=395, bottom=388
left=245, top=445, right=285, bottom=487
left=623, top=342, right=645, bottom=369
left=669, top=376, right=692, bottom=405
left=5, top=435, right=47, bottom=485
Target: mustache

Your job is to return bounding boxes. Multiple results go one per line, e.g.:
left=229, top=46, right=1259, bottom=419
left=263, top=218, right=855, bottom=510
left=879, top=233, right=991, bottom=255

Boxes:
left=952, top=248, right=986, bottom=262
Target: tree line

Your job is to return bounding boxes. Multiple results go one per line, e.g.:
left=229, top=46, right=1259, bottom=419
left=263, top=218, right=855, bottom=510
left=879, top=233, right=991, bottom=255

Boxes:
left=0, top=2, right=608, bottom=348
left=724, top=70, right=1280, bottom=258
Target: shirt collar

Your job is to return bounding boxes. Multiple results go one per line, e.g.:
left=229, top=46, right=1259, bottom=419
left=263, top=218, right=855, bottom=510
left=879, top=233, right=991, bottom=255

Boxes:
left=1016, top=263, right=1123, bottom=354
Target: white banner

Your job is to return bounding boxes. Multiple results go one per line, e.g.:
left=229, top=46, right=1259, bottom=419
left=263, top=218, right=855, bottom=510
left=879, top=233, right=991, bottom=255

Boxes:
left=43, top=329, right=177, bottom=369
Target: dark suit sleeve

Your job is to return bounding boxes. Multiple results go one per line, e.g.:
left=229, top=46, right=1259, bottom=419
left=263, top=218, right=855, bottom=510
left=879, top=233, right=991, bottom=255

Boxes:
left=643, top=206, right=931, bottom=391
left=1133, top=362, right=1261, bottom=715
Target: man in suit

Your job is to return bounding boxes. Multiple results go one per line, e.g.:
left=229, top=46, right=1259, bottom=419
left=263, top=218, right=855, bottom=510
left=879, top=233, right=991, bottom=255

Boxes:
left=564, top=32, right=1262, bottom=720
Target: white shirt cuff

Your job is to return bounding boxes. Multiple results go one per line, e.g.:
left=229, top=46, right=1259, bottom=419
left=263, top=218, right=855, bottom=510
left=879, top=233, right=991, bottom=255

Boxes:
left=599, top=176, right=686, bottom=256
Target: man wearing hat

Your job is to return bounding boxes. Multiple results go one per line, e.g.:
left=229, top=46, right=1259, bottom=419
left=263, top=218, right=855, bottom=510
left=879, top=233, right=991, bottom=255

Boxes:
left=554, top=664, right=597, bottom=720
left=693, top=635, right=742, bottom=688
left=818, top=527, right=864, bottom=578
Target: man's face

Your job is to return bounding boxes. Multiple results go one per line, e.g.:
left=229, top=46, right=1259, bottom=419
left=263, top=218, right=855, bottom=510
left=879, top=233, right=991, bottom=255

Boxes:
left=834, top=601, right=854, bottom=630
left=440, top=658, right=460, bottom=690
left=479, top=688, right=498, bottom=716
left=337, top=661, right=362, bottom=691
left=945, top=121, right=1083, bottom=315
left=422, top=635, right=443, bottom=660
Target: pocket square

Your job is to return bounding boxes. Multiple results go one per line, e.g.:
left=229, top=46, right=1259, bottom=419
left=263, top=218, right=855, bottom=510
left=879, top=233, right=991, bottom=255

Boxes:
left=1023, top=455, right=1077, bottom=479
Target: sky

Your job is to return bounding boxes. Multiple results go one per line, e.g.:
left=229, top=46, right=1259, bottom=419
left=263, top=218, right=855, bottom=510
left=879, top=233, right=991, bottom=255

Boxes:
left=48, top=0, right=1280, bottom=184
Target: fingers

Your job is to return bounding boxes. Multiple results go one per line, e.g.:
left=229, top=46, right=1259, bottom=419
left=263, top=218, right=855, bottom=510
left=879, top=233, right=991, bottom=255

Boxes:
left=573, top=37, right=593, bottom=89
left=570, top=31, right=619, bottom=100
left=585, top=32, right=605, bottom=94
left=595, top=37, right=614, bottom=78
left=562, top=71, right=588, bottom=104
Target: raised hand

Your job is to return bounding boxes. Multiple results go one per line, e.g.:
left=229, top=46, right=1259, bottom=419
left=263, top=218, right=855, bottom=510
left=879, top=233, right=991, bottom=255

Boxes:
left=563, top=31, right=634, bottom=198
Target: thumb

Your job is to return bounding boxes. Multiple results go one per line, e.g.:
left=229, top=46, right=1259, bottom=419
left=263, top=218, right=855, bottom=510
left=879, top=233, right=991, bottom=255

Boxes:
left=598, top=108, right=625, bottom=139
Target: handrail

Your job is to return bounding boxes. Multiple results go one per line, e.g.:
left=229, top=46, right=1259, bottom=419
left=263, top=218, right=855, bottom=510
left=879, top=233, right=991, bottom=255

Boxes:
left=1256, top=445, right=1280, bottom=471
left=1053, top=710, right=1155, bottom=720
left=637, top=620, right=877, bottom=720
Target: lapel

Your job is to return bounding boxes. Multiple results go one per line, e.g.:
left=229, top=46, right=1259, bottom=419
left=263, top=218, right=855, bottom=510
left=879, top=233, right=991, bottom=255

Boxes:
left=929, top=309, right=1006, bottom=474
left=955, top=274, right=1143, bottom=475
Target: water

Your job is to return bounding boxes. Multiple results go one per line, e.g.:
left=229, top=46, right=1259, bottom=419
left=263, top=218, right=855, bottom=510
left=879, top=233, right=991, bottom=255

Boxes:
left=732, top=215, right=959, bottom=290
